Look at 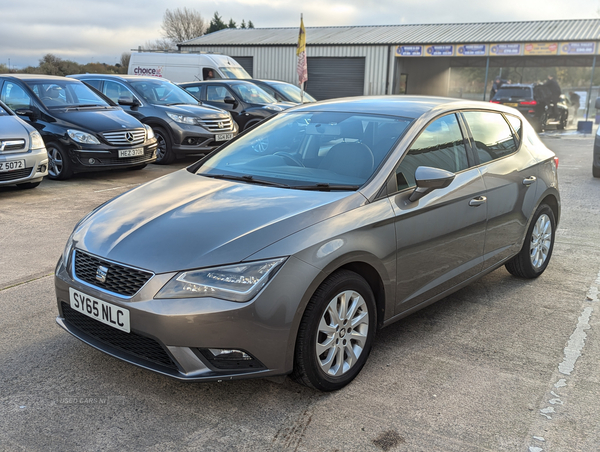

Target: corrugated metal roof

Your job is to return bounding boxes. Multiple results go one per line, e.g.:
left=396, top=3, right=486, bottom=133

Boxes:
left=179, top=19, right=600, bottom=47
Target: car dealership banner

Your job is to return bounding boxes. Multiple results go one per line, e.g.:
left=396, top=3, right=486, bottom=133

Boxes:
left=396, top=42, right=598, bottom=57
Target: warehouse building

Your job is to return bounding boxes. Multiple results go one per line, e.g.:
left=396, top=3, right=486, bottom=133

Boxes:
left=178, top=19, right=600, bottom=102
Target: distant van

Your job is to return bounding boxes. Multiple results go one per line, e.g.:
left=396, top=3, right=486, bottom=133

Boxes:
left=128, top=52, right=251, bottom=84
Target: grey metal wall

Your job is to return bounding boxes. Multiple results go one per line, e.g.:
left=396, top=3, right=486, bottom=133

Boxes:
left=182, top=45, right=392, bottom=95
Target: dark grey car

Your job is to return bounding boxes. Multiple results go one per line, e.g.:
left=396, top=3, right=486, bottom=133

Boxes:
left=55, top=96, right=560, bottom=391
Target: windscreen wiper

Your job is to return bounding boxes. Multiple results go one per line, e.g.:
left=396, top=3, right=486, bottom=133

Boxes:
left=290, top=183, right=360, bottom=191
left=202, top=174, right=291, bottom=188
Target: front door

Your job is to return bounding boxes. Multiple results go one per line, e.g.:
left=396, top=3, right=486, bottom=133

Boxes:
left=390, top=113, right=487, bottom=314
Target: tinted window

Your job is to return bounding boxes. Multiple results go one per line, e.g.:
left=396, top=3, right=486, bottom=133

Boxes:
left=494, top=87, right=532, bottom=99
left=463, top=111, right=518, bottom=163
left=231, top=84, right=275, bottom=104
left=395, top=114, right=468, bottom=191
left=184, top=85, right=201, bottom=99
left=206, top=85, right=231, bottom=102
left=1, top=82, right=32, bottom=111
left=83, top=79, right=102, bottom=90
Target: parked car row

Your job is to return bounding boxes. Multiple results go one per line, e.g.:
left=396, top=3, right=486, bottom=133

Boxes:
left=0, top=72, right=316, bottom=186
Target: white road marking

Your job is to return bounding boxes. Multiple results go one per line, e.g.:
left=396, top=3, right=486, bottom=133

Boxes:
left=527, top=268, right=600, bottom=450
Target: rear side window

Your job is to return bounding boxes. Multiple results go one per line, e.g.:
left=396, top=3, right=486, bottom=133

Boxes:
left=463, top=111, right=518, bottom=164
left=395, top=113, right=469, bottom=191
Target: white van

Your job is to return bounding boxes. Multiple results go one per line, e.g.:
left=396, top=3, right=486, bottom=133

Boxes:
left=128, top=52, right=251, bottom=84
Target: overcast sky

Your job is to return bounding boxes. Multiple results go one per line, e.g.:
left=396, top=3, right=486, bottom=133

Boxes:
left=2, top=0, right=599, bottom=68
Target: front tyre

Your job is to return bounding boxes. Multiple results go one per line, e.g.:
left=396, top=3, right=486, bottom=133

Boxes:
left=153, top=127, right=175, bottom=165
left=505, top=204, right=556, bottom=278
left=292, top=270, right=376, bottom=391
left=47, top=142, right=73, bottom=180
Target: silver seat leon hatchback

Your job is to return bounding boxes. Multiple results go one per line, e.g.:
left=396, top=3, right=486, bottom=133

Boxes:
left=55, top=96, right=560, bottom=391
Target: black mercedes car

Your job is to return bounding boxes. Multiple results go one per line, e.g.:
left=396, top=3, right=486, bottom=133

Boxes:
left=491, top=83, right=568, bottom=132
left=0, top=74, right=157, bottom=179
left=179, top=80, right=294, bottom=131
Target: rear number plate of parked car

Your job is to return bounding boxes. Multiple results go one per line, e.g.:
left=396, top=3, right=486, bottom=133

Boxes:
left=118, top=148, right=144, bottom=158
left=69, top=287, right=130, bottom=333
left=0, top=159, right=25, bottom=172
left=215, top=133, right=234, bottom=142
left=505, top=102, right=518, bottom=107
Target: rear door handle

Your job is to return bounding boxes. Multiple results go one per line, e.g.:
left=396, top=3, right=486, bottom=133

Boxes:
left=469, top=196, right=487, bottom=207
left=522, top=176, right=537, bottom=186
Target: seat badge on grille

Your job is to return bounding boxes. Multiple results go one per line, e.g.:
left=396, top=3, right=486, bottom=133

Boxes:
left=96, top=265, right=108, bottom=283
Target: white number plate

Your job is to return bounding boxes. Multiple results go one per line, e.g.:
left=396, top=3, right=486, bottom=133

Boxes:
left=118, top=148, right=144, bottom=158
left=69, top=287, right=130, bottom=333
left=0, top=159, right=25, bottom=172
left=215, top=133, right=234, bottom=142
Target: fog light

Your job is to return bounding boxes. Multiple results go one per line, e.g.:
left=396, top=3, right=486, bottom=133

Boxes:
left=209, top=349, right=252, bottom=361
left=88, top=158, right=96, bottom=164
left=37, top=164, right=47, bottom=173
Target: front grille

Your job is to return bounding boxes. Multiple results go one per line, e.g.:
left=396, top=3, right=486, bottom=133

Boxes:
left=198, top=117, right=234, bottom=132
left=74, top=250, right=153, bottom=297
left=61, top=302, right=178, bottom=371
left=102, top=129, right=146, bottom=146
left=0, top=139, right=26, bottom=152
left=0, top=167, right=32, bottom=181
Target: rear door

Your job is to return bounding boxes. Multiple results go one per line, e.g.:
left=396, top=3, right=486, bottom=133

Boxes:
left=390, top=113, right=487, bottom=314
left=461, top=111, right=538, bottom=270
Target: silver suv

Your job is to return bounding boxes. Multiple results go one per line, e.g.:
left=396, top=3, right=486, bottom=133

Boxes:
left=0, top=100, right=48, bottom=189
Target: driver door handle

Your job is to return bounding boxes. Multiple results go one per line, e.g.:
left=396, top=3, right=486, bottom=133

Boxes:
left=522, top=176, right=537, bottom=186
left=469, top=196, right=487, bottom=207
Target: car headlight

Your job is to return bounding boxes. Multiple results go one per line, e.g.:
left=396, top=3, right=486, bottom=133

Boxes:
left=62, top=234, right=74, bottom=270
left=144, top=124, right=155, bottom=140
left=155, top=257, right=287, bottom=302
left=166, top=112, right=197, bottom=125
left=29, top=131, right=45, bottom=150
left=67, top=129, right=100, bottom=145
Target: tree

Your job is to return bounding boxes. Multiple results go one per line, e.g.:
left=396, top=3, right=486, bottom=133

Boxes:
left=143, top=38, right=175, bottom=51
left=207, top=12, right=227, bottom=34
left=120, top=52, right=131, bottom=69
left=248, top=20, right=254, bottom=29
left=161, top=7, right=207, bottom=43
left=240, top=20, right=246, bottom=29
left=228, top=19, right=237, bottom=29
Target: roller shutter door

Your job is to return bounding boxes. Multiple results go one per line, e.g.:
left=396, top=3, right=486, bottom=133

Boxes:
left=305, top=57, right=365, bottom=100
left=232, top=56, right=253, bottom=77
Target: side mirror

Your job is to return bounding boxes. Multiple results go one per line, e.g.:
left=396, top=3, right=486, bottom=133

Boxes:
left=408, top=166, right=455, bottom=202
left=15, top=108, right=38, bottom=121
left=595, top=97, right=600, bottom=110
left=118, top=96, right=140, bottom=109
left=223, top=96, right=237, bottom=108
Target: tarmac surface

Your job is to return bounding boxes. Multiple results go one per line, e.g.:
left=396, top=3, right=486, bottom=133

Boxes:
left=1, top=131, right=599, bottom=452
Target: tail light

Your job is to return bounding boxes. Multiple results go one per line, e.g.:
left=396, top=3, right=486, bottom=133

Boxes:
left=554, top=156, right=559, bottom=169
left=520, top=100, right=537, bottom=106
left=489, top=100, right=500, bottom=104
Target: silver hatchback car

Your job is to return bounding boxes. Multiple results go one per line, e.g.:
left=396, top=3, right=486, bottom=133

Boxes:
left=0, top=100, right=48, bottom=188
left=55, top=96, right=559, bottom=391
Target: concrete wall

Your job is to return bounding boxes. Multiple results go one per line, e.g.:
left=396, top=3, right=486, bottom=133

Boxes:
left=394, top=57, right=452, bottom=96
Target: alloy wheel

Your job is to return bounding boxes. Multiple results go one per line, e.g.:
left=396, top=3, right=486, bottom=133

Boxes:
left=48, top=146, right=63, bottom=178
left=530, top=213, right=552, bottom=269
left=316, top=290, right=369, bottom=377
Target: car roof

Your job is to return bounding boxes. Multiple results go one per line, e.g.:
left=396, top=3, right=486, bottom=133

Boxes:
left=69, top=74, right=165, bottom=82
left=285, top=96, right=516, bottom=119
left=1, top=74, right=81, bottom=83
left=179, top=80, right=257, bottom=86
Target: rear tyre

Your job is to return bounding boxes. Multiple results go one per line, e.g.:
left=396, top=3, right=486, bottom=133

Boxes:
left=291, top=270, right=376, bottom=391
left=505, top=204, right=555, bottom=279
left=153, top=127, right=175, bottom=165
left=47, top=142, right=73, bottom=180
left=16, top=181, right=41, bottom=189
left=593, top=165, right=600, bottom=178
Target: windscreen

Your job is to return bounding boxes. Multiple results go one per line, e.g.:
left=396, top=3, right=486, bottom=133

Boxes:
left=26, top=80, right=110, bottom=108
left=231, top=84, right=276, bottom=105
left=196, top=111, right=412, bottom=189
left=494, top=87, right=532, bottom=99
left=273, top=83, right=317, bottom=103
left=130, top=79, right=200, bottom=106
left=219, top=66, right=251, bottom=79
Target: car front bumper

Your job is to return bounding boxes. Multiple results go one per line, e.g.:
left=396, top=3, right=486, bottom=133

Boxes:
left=69, top=141, right=157, bottom=171
left=169, top=121, right=238, bottom=155
left=0, top=147, right=48, bottom=185
left=54, top=253, right=319, bottom=381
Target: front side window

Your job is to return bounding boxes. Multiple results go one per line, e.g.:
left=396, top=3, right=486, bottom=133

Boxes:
left=463, top=111, right=518, bottom=163
left=103, top=81, right=135, bottom=104
left=206, top=85, right=231, bottom=103
left=231, top=84, right=275, bottom=105
left=196, top=111, right=412, bottom=189
left=1, top=82, right=33, bottom=111
left=395, top=114, right=469, bottom=191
